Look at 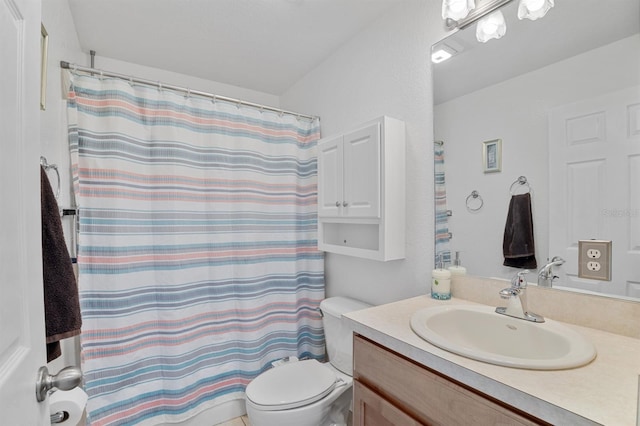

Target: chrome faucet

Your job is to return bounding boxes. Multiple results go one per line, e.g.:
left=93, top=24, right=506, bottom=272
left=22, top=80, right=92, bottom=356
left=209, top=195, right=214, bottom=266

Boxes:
left=495, top=270, right=544, bottom=323
left=537, top=256, right=565, bottom=288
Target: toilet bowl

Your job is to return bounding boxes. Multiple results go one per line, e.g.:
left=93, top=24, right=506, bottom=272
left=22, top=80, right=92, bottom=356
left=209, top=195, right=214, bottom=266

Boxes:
left=244, top=296, right=371, bottom=426
left=245, top=359, right=352, bottom=426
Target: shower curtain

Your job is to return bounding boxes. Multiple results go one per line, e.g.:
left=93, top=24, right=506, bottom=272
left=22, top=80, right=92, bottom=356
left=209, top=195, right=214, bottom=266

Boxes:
left=66, top=73, right=325, bottom=425
left=434, top=142, right=451, bottom=265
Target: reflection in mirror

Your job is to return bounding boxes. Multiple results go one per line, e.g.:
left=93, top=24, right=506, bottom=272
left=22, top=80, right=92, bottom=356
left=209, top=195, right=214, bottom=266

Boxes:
left=432, top=0, right=640, bottom=301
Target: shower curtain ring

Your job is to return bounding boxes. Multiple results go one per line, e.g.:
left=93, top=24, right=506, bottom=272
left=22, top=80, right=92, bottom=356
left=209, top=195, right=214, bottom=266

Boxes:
left=186, top=88, right=191, bottom=98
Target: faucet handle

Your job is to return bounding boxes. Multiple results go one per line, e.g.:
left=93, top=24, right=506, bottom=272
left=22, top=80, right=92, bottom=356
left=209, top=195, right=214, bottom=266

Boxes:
left=511, top=270, right=529, bottom=288
left=499, top=287, right=518, bottom=299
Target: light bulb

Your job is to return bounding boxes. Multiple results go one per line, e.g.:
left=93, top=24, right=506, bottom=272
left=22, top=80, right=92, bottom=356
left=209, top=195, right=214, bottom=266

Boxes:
left=476, top=10, right=506, bottom=43
left=525, top=0, right=545, bottom=11
left=442, top=0, right=475, bottom=21
left=518, top=0, right=554, bottom=20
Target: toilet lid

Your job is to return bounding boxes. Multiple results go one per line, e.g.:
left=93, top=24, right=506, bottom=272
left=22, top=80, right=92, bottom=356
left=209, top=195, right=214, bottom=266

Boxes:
left=246, top=359, right=337, bottom=410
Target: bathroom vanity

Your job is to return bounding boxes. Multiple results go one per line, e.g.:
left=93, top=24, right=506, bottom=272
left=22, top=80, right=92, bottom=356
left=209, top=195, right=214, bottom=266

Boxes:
left=345, top=295, right=640, bottom=425
left=353, top=334, right=544, bottom=425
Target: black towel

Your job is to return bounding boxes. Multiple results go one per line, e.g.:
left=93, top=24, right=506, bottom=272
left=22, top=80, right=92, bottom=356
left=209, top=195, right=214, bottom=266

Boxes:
left=503, top=193, right=537, bottom=269
left=41, top=166, right=82, bottom=362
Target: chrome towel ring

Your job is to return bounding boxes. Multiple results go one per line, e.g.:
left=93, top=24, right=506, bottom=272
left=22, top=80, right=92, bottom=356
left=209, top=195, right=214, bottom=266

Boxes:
left=510, top=175, right=531, bottom=195
left=466, top=190, right=483, bottom=212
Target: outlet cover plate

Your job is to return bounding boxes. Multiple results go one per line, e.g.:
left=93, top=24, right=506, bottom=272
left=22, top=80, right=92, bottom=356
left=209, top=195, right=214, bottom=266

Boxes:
left=578, top=240, right=612, bottom=281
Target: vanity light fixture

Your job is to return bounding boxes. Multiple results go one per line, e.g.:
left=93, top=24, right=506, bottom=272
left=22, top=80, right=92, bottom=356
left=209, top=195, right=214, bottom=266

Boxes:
left=476, top=10, right=507, bottom=42
left=443, top=0, right=512, bottom=30
left=517, top=0, right=554, bottom=21
left=442, top=0, right=553, bottom=44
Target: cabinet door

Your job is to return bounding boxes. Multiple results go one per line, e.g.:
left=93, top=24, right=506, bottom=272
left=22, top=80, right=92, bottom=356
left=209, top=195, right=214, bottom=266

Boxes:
left=317, top=134, right=344, bottom=217
left=354, top=380, right=424, bottom=426
left=343, top=122, right=380, bottom=218
left=354, top=335, right=545, bottom=426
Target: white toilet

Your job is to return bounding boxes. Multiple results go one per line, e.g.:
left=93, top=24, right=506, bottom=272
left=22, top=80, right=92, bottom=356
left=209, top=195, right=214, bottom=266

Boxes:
left=245, top=296, right=371, bottom=426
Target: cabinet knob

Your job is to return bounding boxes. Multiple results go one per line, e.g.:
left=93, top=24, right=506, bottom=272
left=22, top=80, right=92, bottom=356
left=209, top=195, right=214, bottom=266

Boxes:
left=343, top=201, right=349, bottom=207
left=335, top=201, right=341, bottom=207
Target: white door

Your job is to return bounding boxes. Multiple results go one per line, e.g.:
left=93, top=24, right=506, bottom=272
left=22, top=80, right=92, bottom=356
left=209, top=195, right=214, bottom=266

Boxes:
left=549, top=86, right=640, bottom=298
left=342, top=122, right=380, bottom=218
left=0, top=0, right=48, bottom=424
left=317, top=134, right=344, bottom=217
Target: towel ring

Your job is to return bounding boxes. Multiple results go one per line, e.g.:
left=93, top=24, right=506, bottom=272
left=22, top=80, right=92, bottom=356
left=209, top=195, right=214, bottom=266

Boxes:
left=510, top=176, right=531, bottom=195
left=466, top=190, right=483, bottom=212
left=40, top=156, right=60, bottom=200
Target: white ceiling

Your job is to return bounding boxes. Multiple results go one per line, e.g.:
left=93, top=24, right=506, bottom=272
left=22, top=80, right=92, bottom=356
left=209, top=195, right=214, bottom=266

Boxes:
left=68, top=0, right=403, bottom=95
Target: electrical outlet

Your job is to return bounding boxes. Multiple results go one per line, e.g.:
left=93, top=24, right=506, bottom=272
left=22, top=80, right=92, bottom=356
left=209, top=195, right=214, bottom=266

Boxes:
left=587, top=262, right=601, bottom=271
left=578, top=240, right=612, bottom=281
left=587, top=249, right=601, bottom=259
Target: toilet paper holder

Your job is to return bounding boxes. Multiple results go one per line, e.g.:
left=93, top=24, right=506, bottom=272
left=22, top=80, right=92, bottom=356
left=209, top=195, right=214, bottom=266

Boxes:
left=50, top=411, right=67, bottom=424
left=35, top=365, right=83, bottom=403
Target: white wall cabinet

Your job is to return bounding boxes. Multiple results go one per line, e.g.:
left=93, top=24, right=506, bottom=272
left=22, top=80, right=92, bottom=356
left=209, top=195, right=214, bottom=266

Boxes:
left=318, top=123, right=380, bottom=218
left=317, top=116, right=405, bottom=261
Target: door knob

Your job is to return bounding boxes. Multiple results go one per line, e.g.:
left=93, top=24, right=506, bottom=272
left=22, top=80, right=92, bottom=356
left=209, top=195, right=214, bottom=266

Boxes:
left=342, top=201, right=349, bottom=207
left=335, top=201, right=340, bottom=207
left=35, top=366, right=83, bottom=402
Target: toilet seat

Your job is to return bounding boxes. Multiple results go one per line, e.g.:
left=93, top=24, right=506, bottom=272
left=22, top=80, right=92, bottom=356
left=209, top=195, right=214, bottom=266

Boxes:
left=246, top=359, right=337, bottom=411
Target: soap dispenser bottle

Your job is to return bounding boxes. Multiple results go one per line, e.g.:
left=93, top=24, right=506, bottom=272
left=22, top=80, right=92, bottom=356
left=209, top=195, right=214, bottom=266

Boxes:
left=448, top=251, right=467, bottom=276
left=431, top=255, right=451, bottom=300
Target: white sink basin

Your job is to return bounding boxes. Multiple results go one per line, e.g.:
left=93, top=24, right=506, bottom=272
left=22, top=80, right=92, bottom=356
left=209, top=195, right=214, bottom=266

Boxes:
left=410, top=305, right=596, bottom=370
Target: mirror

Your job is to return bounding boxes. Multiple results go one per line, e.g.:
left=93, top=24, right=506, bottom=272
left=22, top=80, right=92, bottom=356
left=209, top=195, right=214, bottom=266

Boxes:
left=433, top=0, right=640, bottom=301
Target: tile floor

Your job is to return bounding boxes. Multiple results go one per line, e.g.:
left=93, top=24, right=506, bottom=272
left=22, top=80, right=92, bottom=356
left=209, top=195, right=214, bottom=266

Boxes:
left=214, top=415, right=250, bottom=426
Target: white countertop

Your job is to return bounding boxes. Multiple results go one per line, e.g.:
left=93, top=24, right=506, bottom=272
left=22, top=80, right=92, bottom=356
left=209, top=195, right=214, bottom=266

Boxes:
left=344, top=295, right=640, bottom=426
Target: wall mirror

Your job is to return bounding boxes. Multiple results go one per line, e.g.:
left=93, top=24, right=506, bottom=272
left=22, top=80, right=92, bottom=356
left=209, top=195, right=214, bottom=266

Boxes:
left=433, top=0, right=640, bottom=301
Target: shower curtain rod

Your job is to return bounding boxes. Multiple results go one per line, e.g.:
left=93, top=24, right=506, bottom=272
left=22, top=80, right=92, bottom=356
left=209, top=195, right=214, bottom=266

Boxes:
left=60, top=61, right=319, bottom=122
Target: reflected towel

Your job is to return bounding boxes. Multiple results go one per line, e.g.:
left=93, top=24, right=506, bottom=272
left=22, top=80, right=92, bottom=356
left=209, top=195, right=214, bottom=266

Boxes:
left=41, top=166, right=81, bottom=362
left=503, top=193, right=537, bottom=269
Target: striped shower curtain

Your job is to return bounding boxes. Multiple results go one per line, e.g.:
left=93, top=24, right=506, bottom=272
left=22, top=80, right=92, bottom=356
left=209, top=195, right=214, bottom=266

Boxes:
left=434, top=142, right=451, bottom=266
left=66, top=73, right=325, bottom=425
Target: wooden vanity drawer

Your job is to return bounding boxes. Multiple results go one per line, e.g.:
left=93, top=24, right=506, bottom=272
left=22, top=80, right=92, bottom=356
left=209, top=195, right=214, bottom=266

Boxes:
left=353, top=334, right=547, bottom=426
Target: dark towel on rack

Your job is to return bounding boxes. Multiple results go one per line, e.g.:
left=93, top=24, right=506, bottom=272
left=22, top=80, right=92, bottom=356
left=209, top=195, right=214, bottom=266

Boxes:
left=503, top=193, right=537, bottom=269
left=41, top=166, right=82, bottom=362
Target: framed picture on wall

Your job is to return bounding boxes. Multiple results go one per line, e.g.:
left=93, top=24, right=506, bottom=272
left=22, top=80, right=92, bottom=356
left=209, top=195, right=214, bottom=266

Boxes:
left=482, top=139, right=501, bottom=173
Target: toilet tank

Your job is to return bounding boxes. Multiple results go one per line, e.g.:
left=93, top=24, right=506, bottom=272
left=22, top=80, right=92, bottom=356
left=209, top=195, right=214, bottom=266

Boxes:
left=320, top=296, right=371, bottom=375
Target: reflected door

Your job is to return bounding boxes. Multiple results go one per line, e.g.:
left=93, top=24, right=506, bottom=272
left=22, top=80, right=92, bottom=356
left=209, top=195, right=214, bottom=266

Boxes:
left=549, top=86, right=640, bottom=298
